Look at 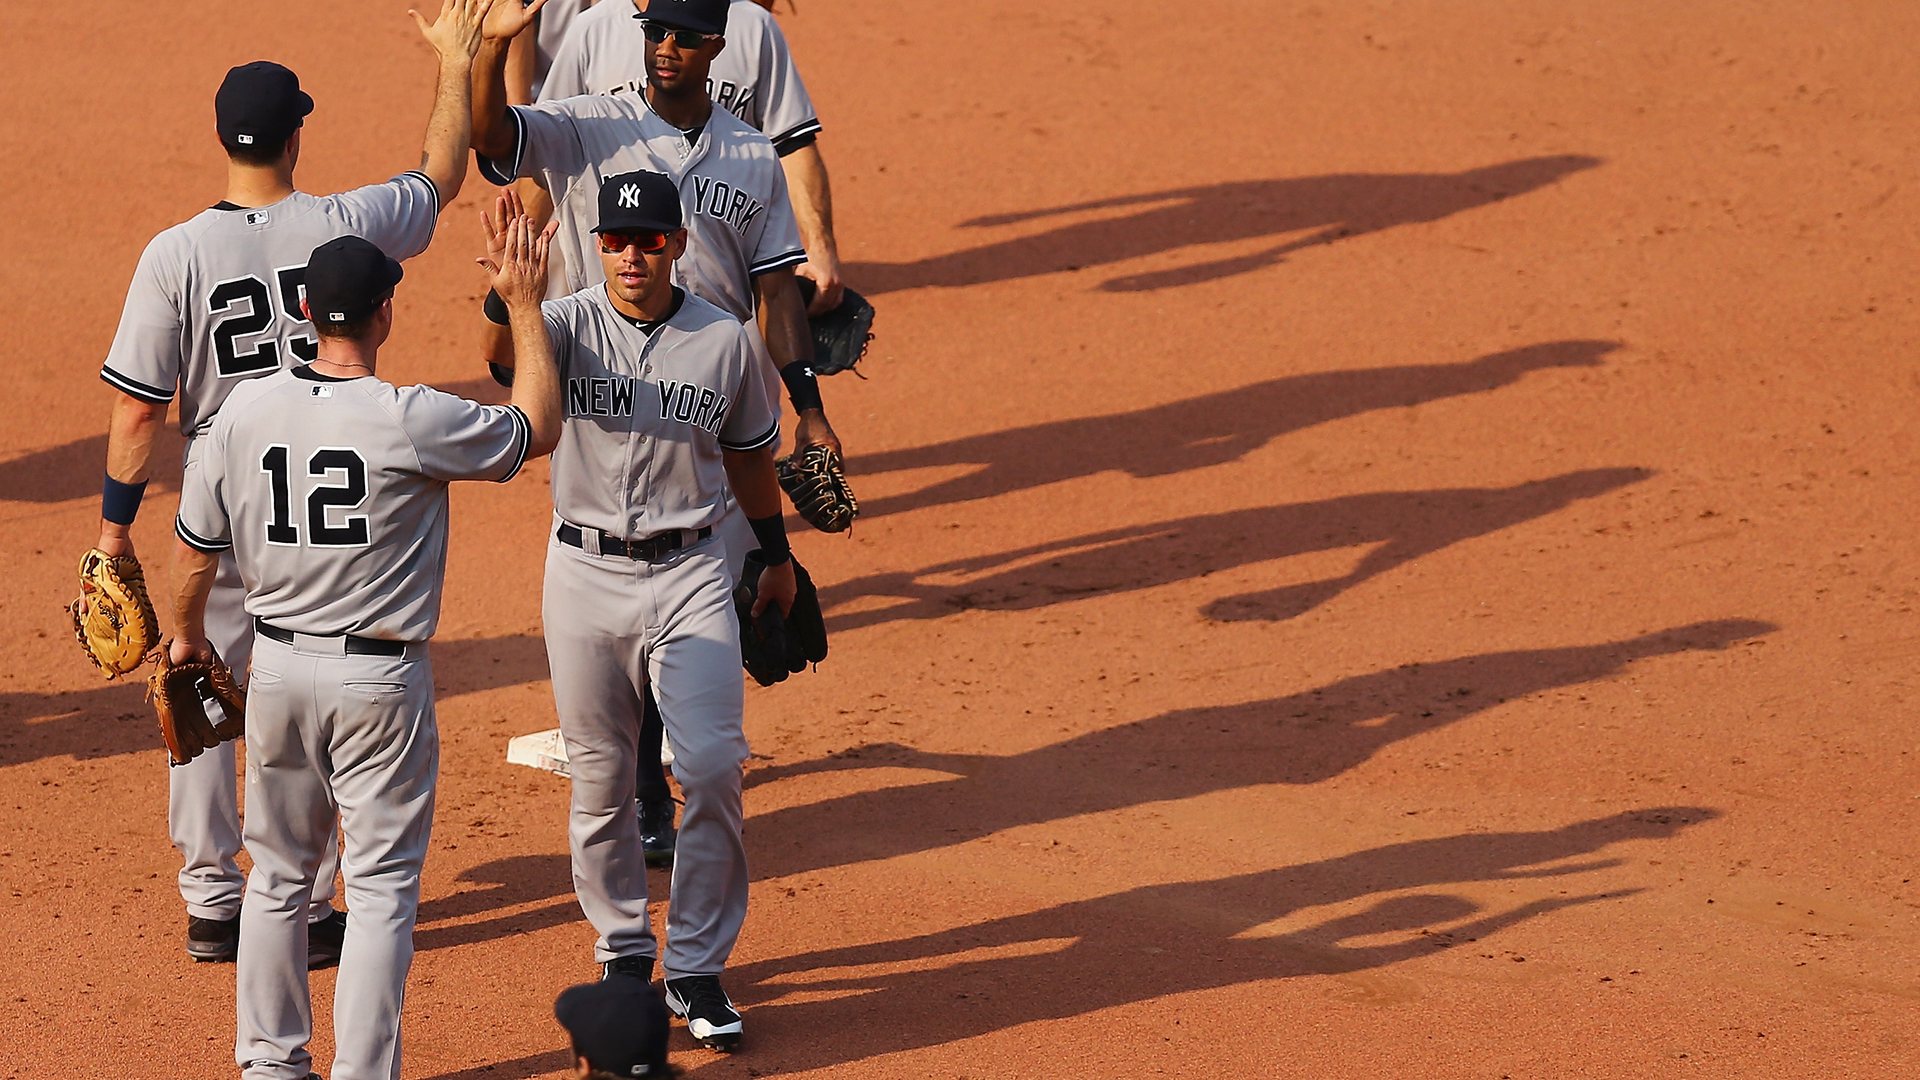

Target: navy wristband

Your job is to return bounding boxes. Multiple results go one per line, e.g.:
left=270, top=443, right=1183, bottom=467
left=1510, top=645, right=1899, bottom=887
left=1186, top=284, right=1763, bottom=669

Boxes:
left=102, top=475, right=148, bottom=527
left=748, top=513, right=791, bottom=565
left=779, top=361, right=824, bottom=413
left=484, top=288, right=512, bottom=326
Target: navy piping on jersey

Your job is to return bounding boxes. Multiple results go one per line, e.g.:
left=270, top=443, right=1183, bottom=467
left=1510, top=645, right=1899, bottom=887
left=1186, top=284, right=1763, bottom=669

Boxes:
left=768, top=118, right=822, bottom=157
left=749, top=249, right=808, bottom=277
left=175, top=516, right=231, bottom=554
left=611, top=286, right=686, bottom=333
left=720, top=418, right=780, bottom=454
left=401, top=169, right=442, bottom=218
left=292, top=364, right=361, bottom=383
left=498, top=405, right=533, bottom=483
left=476, top=109, right=529, bottom=188
left=100, top=366, right=175, bottom=404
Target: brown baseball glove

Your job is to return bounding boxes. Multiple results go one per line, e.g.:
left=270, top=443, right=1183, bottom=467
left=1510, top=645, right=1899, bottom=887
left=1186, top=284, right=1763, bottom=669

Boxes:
left=148, top=645, right=246, bottom=766
left=68, top=548, right=160, bottom=679
left=776, top=444, right=860, bottom=533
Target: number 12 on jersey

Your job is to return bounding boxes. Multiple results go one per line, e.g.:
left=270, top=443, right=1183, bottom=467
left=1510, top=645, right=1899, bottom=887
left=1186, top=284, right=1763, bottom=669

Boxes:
left=262, top=445, right=370, bottom=547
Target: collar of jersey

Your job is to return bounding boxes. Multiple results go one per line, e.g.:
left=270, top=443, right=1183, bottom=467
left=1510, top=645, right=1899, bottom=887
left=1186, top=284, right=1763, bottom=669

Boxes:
left=293, top=363, right=364, bottom=383
left=608, top=285, right=684, bottom=332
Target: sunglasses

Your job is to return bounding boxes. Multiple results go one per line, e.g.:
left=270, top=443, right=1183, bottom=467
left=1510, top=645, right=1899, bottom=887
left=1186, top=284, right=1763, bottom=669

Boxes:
left=641, top=22, right=717, bottom=48
left=599, top=230, right=671, bottom=255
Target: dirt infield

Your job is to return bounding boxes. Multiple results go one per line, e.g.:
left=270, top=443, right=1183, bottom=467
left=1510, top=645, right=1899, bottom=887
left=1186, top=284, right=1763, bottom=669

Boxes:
left=4, top=1, right=1920, bottom=1076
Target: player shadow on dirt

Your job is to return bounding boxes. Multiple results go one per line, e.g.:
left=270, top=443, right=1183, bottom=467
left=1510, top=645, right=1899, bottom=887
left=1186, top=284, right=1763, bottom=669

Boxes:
left=739, top=619, right=1771, bottom=884
left=849, top=339, right=1615, bottom=520
left=702, top=807, right=1710, bottom=1075
left=0, top=426, right=187, bottom=504
left=411, top=853, right=587, bottom=952
left=843, top=155, right=1600, bottom=295
left=0, top=680, right=163, bottom=767
left=819, top=466, right=1650, bottom=631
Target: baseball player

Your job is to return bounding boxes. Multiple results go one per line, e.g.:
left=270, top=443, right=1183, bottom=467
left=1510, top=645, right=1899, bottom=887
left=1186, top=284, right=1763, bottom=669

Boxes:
left=170, top=221, right=563, bottom=1080
left=473, top=0, right=838, bottom=865
left=91, top=2, right=487, bottom=966
left=483, top=170, right=798, bottom=1052
left=539, top=0, right=846, bottom=314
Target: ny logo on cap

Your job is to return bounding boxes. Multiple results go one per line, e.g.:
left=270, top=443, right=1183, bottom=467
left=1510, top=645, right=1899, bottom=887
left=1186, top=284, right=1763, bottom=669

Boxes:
left=618, top=184, right=642, bottom=209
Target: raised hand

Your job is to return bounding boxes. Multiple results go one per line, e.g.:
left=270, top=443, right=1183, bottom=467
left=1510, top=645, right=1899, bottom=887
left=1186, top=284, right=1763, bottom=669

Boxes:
left=481, top=0, right=549, bottom=42
left=479, top=188, right=528, bottom=278
left=482, top=206, right=556, bottom=310
left=410, top=0, right=494, bottom=61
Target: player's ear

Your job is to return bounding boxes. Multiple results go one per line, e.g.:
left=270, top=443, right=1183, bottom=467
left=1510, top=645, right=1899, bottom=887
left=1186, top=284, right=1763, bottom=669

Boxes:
left=669, top=229, right=689, bottom=261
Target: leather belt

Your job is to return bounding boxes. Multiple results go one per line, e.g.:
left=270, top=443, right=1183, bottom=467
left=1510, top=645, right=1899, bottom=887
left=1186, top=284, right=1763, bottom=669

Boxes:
left=255, top=617, right=407, bottom=657
left=557, top=523, right=711, bottom=561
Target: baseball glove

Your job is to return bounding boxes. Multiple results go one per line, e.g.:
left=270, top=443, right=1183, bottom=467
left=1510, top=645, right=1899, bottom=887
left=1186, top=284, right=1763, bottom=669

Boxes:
left=148, top=646, right=246, bottom=766
left=68, top=548, right=161, bottom=679
left=776, top=444, right=859, bottom=534
left=794, top=280, right=875, bottom=377
left=733, top=551, right=828, bottom=687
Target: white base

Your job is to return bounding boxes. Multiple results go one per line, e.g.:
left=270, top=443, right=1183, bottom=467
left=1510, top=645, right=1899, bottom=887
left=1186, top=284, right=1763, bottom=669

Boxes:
left=506, top=727, right=674, bottom=778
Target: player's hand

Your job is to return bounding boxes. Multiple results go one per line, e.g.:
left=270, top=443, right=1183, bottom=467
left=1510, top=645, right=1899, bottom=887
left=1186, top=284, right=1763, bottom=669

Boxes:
left=479, top=188, right=526, bottom=276
left=751, top=559, right=798, bottom=619
left=481, top=0, right=548, bottom=41
left=168, top=634, right=214, bottom=666
left=794, top=408, right=842, bottom=458
left=480, top=204, right=557, bottom=310
left=411, top=0, right=495, bottom=61
left=795, top=256, right=845, bottom=316
left=93, top=531, right=135, bottom=561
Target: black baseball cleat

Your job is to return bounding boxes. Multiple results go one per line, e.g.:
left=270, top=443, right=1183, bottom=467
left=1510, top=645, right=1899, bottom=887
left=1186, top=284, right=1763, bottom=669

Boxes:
left=307, top=909, right=348, bottom=970
left=186, top=914, right=239, bottom=963
left=603, top=954, right=656, bottom=984
left=639, top=797, right=678, bottom=868
left=664, top=975, right=743, bottom=1051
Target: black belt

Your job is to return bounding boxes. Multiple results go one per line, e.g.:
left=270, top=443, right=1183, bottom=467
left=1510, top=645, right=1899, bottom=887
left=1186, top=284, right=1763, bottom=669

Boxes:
left=254, top=618, right=407, bottom=656
left=558, top=523, right=711, bottom=561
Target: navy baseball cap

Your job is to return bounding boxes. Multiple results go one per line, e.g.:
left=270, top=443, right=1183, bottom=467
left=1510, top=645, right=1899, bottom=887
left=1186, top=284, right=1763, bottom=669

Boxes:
left=555, top=979, right=671, bottom=1077
left=215, top=62, right=314, bottom=151
left=636, top=0, right=729, bottom=35
left=304, top=236, right=403, bottom=325
left=594, top=171, right=683, bottom=234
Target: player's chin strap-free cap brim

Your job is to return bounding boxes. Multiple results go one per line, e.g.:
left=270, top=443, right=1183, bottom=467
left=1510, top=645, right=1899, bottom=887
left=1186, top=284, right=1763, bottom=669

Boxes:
left=635, top=0, right=729, bottom=34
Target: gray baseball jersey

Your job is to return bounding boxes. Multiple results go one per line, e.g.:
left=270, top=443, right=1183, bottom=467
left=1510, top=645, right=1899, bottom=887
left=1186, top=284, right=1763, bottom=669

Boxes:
left=541, top=285, right=778, bottom=538
left=175, top=366, right=531, bottom=640
left=478, top=95, right=805, bottom=318
left=101, top=173, right=441, bottom=436
left=526, top=0, right=598, bottom=101
left=540, top=0, right=822, bottom=152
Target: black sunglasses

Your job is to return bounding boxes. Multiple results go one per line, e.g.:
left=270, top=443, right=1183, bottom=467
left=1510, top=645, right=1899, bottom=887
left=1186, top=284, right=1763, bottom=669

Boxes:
left=641, top=22, right=717, bottom=48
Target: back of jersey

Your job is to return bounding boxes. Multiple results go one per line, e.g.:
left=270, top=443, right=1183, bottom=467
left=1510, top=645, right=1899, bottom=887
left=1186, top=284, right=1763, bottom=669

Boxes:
left=101, top=172, right=440, bottom=436
left=176, top=368, right=530, bottom=642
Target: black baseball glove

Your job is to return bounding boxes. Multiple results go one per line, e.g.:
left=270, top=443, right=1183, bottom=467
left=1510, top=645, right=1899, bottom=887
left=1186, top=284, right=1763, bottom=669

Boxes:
left=733, top=551, right=828, bottom=687
left=794, top=280, right=876, bottom=377
left=776, top=444, right=859, bottom=534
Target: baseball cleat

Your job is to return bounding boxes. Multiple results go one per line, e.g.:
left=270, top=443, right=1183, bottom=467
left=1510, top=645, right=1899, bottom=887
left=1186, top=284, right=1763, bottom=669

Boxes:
left=307, top=909, right=348, bottom=970
left=603, top=954, right=656, bottom=984
left=664, top=975, right=743, bottom=1051
left=186, top=914, right=239, bottom=963
left=639, top=797, right=678, bottom=868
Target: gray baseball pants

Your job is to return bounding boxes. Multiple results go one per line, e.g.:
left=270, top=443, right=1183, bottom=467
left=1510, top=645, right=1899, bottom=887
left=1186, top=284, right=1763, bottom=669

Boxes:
left=235, top=634, right=437, bottom=1080
left=544, top=532, right=750, bottom=976
left=172, top=552, right=338, bottom=922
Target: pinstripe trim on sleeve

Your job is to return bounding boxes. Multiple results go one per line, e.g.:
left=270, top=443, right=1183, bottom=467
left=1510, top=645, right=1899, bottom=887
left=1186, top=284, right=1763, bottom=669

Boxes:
left=399, top=169, right=441, bottom=216
left=495, top=404, right=532, bottom=483
left=476, top=109, right=528, bottom=188
left=101, top=366, right=174, bottom=404
left=175, top=516, right=231, bottom=554
left=720, top=418, right=780, bottom=453
left=749, top=249, right=809, bottom=277
left=768, top=118, right=823, bottom=156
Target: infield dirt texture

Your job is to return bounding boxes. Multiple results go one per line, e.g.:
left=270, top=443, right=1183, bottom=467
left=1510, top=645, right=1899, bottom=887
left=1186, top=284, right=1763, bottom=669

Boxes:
left=4, top=2, right=1919, bottom=1077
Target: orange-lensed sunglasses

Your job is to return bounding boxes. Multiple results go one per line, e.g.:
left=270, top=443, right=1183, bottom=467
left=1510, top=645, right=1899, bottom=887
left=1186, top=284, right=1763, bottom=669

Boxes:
left=598, top=231, right=671, bottom=255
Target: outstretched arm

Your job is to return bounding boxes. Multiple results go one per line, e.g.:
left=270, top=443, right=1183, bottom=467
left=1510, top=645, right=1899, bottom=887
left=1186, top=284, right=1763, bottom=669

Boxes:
left=409, top=0, right=493, bottom=207
left=480, top=195, right=563, bottom=457
left=781, top=142, right=843, bottom=315
left=96, top=393, right=166, bottom=559
left=472, top=0, right=549, bottom=161
left=754, top=268, right=841, bottom=456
